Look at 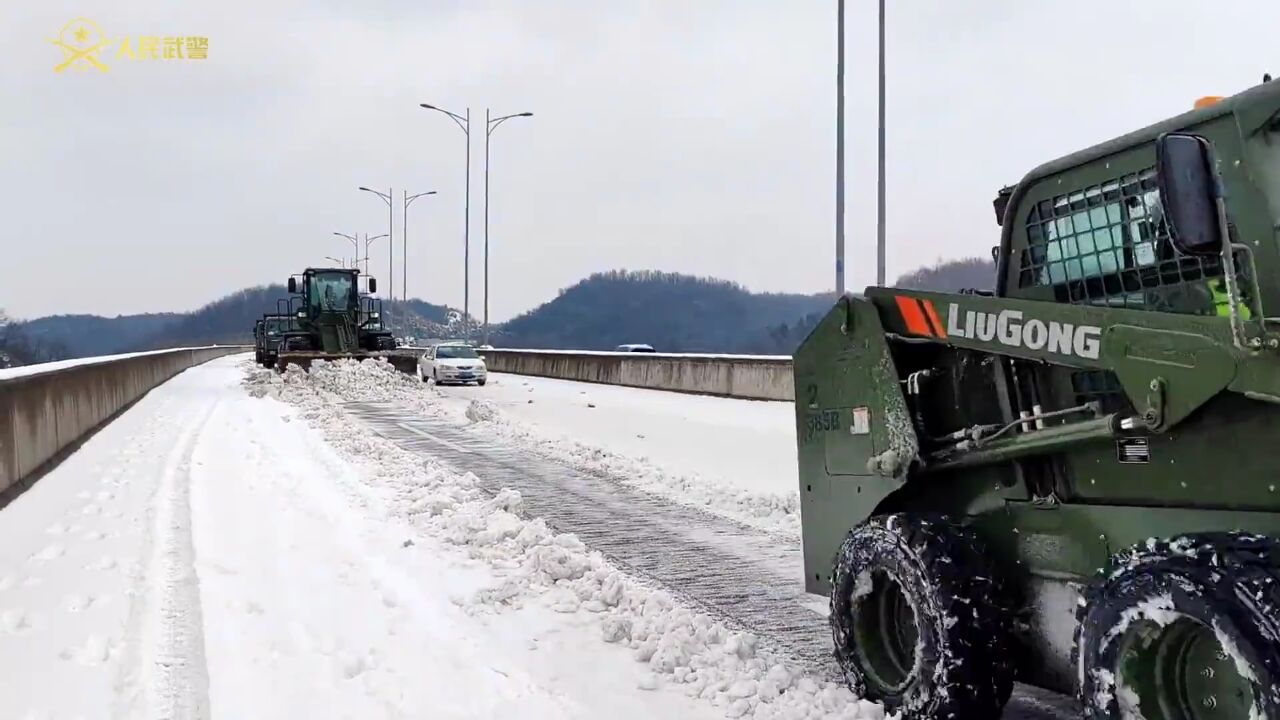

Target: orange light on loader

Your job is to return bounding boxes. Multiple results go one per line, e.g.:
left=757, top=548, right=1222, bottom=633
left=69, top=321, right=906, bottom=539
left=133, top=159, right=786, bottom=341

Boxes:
left=1194, top=96, right=1224, bottom=109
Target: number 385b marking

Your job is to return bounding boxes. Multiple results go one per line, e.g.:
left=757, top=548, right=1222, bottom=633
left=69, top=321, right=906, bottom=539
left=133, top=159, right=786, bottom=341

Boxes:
left=803, top=409, right=840, bottom=443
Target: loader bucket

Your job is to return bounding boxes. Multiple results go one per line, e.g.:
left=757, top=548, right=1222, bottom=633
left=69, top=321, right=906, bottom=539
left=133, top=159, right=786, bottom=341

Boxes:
left=275, top=351, right=420, bottom=374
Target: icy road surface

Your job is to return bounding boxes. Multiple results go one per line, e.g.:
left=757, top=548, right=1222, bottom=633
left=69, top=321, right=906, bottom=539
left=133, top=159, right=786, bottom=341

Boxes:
left=421, top=372, right=1080, bottom=719
left=431, top=373, right=804, bottom=535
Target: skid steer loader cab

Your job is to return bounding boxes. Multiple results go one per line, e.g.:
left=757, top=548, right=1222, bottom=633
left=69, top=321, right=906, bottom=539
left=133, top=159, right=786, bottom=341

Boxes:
left=798, top=78, right=1280, bottom=719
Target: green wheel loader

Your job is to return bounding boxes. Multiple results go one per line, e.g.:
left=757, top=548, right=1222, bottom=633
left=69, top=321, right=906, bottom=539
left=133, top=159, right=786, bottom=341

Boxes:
left=275, top=267, right=417, bottom=373
left=797, top=80, right=1280, bottom=719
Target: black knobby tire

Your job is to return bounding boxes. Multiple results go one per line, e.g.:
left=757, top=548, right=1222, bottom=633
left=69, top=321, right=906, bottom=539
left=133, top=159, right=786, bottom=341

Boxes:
left=829, top=513, right=1016, bottom=719
left=1076, top=533, right=1280, bottom=720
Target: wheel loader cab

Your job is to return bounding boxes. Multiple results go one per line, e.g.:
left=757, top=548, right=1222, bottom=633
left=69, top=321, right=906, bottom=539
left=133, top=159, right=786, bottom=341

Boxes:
left=305, top=270, right=358, bottom=316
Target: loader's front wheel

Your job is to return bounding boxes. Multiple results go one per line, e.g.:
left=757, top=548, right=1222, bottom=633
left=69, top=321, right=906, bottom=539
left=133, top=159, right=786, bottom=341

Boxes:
left=830, top=513, right=1015, bottom=718
left=1076, top=534, right=1280, bottom=720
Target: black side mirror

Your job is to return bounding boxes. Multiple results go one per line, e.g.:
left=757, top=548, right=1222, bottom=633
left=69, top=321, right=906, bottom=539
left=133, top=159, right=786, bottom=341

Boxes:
left=368, top=277, right=377, bottom=293
left=1156, top=132, right=1223, bottom=255
left=288, top=277, right=297, bottom=294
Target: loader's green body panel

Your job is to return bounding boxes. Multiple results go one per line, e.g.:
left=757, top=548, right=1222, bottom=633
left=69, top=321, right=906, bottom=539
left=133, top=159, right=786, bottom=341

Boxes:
left=797, top=78, right=1280, bottom=696
left=794, top=296, right=917, bottom=591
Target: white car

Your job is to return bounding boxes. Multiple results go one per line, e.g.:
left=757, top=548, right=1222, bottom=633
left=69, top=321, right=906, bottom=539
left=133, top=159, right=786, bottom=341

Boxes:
left=418, top=343, right=488, bottom=385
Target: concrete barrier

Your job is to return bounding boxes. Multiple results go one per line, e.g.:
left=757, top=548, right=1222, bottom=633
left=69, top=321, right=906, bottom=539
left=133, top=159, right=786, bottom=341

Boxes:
left=478, top=349, right=794, bottom=401
left=0, top=347, right=247, bottom=492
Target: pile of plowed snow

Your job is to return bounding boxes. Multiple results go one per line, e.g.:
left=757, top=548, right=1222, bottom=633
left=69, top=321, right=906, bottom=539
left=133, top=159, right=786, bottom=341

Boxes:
left=249, top=359, right=801, bottom=535
left=245, top=359, right=889, bottom=720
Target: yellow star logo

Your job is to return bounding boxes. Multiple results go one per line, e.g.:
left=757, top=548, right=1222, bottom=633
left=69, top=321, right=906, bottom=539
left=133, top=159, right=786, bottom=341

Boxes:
left=49, top=18, right=110, bottom=72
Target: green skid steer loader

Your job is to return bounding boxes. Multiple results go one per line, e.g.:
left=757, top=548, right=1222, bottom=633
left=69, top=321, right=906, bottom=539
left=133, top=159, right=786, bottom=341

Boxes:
left=797, top=80, right=1280, bottom=719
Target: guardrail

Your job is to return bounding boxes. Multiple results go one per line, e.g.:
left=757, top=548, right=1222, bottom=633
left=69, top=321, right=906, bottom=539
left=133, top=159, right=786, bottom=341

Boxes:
left=0, top=346, right=247, bottom=494
left=477, top=348, right=794, bottom=401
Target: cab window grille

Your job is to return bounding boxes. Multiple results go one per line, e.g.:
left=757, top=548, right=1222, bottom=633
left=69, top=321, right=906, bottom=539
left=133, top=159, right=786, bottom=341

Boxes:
left=1017, top=168, right=1226, bottom=314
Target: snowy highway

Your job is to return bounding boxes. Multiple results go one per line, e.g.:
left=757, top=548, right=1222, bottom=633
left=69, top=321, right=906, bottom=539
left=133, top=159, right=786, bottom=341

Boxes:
left=0, top=357, right=1078, bottom=719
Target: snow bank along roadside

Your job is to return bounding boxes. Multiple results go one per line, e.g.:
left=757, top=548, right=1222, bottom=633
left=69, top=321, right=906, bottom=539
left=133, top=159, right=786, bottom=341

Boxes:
left=0, top=347, right=234, bottom=380
left=1, top=347, right=248, bottom=493
left=247, top=359, right=889, bottom=720
left=299, top=359, right=803, bottom=535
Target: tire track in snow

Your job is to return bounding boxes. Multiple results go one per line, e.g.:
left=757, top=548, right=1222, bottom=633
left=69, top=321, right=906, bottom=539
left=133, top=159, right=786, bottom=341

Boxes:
left=345, top=401, right=1079, bottom=720
left=347, top=402, right=834, bottom=671
left=114, top=401, right=215, bottom=720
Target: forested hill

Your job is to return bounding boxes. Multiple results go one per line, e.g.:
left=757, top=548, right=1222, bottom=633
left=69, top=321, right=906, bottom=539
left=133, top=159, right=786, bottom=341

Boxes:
left=2, top=258, right=998, bottom=364
left=753, top=256, right=997, bottom=354
left=494, top=270, right=831, bottom=353
left=129, top=286, right=457, bottom=349
left=893, top=257, right=995, bottom=293
left=3, top=285, right=461, bottom=361
left=131, top=285, right=290, bottom=349
left=13, top=312, right=180, bottom=358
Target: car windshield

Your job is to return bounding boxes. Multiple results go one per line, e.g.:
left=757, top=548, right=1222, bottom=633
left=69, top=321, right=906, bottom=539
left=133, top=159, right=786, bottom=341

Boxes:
left=435, top=346, right=478, bottom=359
left=264, top=318, right=288, bottom=335
left=308, top=272, right=355, bottom=313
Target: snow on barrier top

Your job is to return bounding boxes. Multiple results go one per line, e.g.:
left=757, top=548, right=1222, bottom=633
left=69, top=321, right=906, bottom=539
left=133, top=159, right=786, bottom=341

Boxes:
left=488, top=348, right=793, bottom=361
left=0, top=346, right=248, bottom=492
left=0, top=347, right=231, bottom=381
left=477, top=348, right=795, bottom=401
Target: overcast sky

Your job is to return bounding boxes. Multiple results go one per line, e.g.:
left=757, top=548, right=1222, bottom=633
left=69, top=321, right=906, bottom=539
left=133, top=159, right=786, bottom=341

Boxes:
left=4, top=1, right=1279, bottom=321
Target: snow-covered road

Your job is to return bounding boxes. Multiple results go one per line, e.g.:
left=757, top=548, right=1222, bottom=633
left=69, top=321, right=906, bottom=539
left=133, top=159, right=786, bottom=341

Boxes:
left=435, top=373, right=797, bottom=496
left=0, top=357, right=740, bottom=719
left=430, top=373, right=803, bottom=535
left=0, top=358, right=1075, bottom=719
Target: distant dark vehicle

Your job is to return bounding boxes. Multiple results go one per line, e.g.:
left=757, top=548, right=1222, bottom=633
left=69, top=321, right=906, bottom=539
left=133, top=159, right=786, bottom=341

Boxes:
left=253, top=319, right=265, bottom=364
left=614, top=343, right=655, bottom=353
left=255, top=314, right=290, bottom=368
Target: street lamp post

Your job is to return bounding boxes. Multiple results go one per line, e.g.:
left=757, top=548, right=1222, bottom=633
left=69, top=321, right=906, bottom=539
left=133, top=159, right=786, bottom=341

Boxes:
left=403, top=190, right=437, bottom=303
left=333, top=231, right=359, bottom=268
left=419, top=103, right=471, bottom=340
left=484, top=109, right=533, bottom=345
left=835, top=0, right=845, bottom=296
left=358, top=186, right=394, bottom=302
left=362, top=233, right=388, bottom=276
left=324, top=255, right=346, bottom=268
left=876, top=0, right=886, bottom=287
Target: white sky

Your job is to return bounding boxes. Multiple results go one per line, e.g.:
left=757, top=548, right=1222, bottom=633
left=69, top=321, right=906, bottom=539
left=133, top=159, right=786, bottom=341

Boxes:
left=3, top=1, right=1278, bottom=321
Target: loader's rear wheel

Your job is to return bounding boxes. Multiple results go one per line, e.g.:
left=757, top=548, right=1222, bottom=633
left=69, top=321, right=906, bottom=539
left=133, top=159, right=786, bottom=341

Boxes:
left=1077, top=534, right=1280, bottom=720
left=829, top=513, right=1015, bottom=718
